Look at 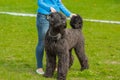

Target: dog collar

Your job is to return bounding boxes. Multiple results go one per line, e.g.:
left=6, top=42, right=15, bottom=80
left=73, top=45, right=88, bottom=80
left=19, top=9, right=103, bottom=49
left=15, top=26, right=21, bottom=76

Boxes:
left=48, top=31, right=62, bottom=40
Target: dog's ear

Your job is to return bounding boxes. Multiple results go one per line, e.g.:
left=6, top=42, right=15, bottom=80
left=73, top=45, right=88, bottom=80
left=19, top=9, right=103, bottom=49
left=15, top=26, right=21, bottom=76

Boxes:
left=47, top=13, right=53, bottom=21
left=47, top=13, right=56, bottom=25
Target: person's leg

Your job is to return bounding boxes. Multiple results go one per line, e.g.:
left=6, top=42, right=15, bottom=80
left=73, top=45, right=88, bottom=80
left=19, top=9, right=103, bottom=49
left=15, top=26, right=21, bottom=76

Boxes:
left=36, top=13, right=49, bottom=74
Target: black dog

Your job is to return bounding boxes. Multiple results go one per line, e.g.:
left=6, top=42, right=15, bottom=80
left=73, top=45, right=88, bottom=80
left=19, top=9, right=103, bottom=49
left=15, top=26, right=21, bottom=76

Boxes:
left=44, top=12, right=89, bottom=80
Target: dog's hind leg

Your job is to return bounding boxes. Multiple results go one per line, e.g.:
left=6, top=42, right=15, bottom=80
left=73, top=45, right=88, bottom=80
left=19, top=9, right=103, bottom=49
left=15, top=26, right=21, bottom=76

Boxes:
left=69, top=49, right=74, bottom=68
left=74, top=41, right=89, bottom=71
left=44, top=51, right=56, bottom=77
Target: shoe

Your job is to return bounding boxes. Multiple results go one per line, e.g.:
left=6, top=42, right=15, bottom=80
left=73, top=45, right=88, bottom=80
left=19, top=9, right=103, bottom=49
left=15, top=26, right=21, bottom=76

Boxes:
left=36, top=69, right=44, bottom=75
left=55, top=68, right=57, bottom=71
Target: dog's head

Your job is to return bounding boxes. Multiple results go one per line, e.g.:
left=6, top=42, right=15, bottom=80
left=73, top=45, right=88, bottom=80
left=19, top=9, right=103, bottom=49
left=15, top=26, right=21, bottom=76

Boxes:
left=47, top=12, right=67, bottom=40
left=48, top=12, right=67, bottom=29
left=70, top=14, right=83, bottom=29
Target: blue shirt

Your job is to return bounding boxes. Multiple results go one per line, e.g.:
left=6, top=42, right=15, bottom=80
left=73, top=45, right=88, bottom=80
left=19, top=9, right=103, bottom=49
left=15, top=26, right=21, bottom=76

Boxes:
left=37, top=0, right=71, bottom=17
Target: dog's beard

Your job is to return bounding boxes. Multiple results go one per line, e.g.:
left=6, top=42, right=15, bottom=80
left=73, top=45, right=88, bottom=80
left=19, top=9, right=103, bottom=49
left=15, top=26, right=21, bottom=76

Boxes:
left=47, top=26, right=62, bottom=41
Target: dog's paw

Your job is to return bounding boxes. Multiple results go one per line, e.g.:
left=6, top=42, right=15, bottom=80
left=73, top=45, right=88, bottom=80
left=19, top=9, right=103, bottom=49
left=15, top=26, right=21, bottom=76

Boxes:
left=80, top=66, right=89, bottom=71
left=43, top=74, right=53, bottom=78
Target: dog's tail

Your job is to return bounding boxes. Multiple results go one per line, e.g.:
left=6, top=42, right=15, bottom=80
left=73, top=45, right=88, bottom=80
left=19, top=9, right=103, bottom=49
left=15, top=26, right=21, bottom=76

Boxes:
left=70, top=14, right=83, bottom=29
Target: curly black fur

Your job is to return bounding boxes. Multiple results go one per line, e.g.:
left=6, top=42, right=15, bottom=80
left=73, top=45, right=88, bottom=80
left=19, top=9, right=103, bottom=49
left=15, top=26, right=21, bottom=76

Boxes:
left=44, top=12, right=89, bottom=80
left=70, top=14, right=83, bottom=29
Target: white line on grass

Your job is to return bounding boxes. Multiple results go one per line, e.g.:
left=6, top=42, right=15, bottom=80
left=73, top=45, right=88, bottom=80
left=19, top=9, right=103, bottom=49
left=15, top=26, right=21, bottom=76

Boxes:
left=84, top=19, right=120, bottom=24
left=0, top=11, right=36, bottom=17
left=0, top=11, right=120, bottom=24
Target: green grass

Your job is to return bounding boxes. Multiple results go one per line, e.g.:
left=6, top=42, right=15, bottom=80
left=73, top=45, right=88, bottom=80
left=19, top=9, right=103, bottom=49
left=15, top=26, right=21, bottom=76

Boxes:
left=0, top=0, right=37, bottom=13
left=0, top=0, right=120, bottom=80
left=63, top=0, right=120, bottom=20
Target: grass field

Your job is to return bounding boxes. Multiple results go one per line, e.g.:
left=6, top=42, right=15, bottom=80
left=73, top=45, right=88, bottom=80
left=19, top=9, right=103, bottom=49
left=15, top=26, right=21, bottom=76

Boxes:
left=0, top=0, right=120, bottom=80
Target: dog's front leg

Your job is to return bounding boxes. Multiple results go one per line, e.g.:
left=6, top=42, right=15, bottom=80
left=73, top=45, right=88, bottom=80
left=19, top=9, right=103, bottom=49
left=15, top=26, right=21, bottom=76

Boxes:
left=57, top=51, right=69, bottom=80
left=44, top=51, right=56, bottom=77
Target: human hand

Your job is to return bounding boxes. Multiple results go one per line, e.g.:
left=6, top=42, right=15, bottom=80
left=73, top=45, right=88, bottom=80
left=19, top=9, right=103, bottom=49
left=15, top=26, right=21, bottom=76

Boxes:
left=70, top=13, right=77, bottom=18
left=50, top=7, right=56, bottom=13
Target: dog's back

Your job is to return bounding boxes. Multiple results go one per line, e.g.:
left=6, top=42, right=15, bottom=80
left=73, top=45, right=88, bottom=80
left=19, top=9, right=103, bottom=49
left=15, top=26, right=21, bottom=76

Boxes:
left=70, top=14, right=83, bottom=29
left=63, top=28, right=84, bottom=49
